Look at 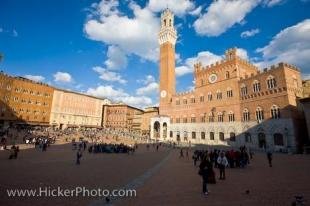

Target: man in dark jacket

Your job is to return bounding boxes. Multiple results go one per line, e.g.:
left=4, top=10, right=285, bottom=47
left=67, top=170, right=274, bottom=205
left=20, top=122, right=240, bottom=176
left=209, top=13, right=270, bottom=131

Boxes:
left=199, top=155, right=212, bottom=196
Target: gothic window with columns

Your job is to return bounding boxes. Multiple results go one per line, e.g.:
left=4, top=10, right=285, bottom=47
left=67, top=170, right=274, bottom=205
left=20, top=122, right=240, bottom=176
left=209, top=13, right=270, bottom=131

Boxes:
left=208, top=112, right=214, bottom=122
left=241, top=84, right=248, bottom=96
left=267, top=75, right=277, bottom=89
left=200, top=95, right=204, bottom=102
left=216, top=90, right=222, bottom=99
left=253, top=80, right=261, bottom=93
left=190, top=97, right=195, bottom=103
left=243, top=108, right=250, bottom=121
left=207, top=92, right=212, bottom=101
left=183, top=117, right=187, bottom=123
left=256, top=107, right=264, bottom=122
left=218, top=112, right=223, bottom=122
left=227, top=87, right=233, bottom=98
left=228, top=111, right=235, bottom=122
left=271, top=105, right=280, bottom=119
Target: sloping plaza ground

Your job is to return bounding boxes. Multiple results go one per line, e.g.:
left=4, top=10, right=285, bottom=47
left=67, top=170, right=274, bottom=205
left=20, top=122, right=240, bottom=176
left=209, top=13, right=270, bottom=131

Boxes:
left=0, top=144, right=309, bottom=206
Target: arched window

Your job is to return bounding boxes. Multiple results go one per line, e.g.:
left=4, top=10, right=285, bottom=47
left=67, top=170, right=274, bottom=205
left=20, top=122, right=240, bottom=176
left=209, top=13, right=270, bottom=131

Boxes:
left=243, top=108, right=250, bottom=121
left=230, top=132, right=236, bottom=141
left=256, top=107, right=264, bottom=122
left=164, top=19, right=166, bottom=26
left=200, top=95, right=204, bottom=102
left=228, top=111, right=235, bottom=122
left=192, top=132, right=196, bottom=139
left=183, top=116, right=188, bottom=123
left=227, top=87, right=233, bottom=98
left=207, top=92, right=212, bottom=101
left=201, top=132, right=206, bottom=139
left=216, top=90, right=222, bottom=99
left=267, top=75, right=277, bottom=89
left=183, top=98, right=187, bottom=104
left=271, top=105, right=280, bottom=119
left=253, top=80, right=261, bottom=93
left=225, top=71, right=230, bottom=79
left=241, top=84, right=248, bottom=96
left=210, top=132, right=215, bottom=140
left=191, top=116, right=196, bottom=123
left=219, top=132, right=225, bottom=141
left=217, top=112, right=223, bottom=122
left=274, top=133, right=284, bottom=146
left=169, top=19, right=171, bottom=26
left=184, top=131, right=188, bottom=141
left=190, top=96, right=195, bottom=103
left=170, top=131, right=173, bottom=138
left=208, top=112, right=214, bottom=122
left=245, top=132, right=251, bottom=142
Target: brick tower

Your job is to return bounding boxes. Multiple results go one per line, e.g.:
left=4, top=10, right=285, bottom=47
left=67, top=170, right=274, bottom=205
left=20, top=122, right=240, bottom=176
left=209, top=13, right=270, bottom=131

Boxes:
left=158, top=8, right=177, bottom=115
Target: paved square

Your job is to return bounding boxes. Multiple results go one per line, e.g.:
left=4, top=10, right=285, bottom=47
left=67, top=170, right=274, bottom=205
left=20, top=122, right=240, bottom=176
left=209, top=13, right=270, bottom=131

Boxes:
left=0, top=144, right=309, bottom=206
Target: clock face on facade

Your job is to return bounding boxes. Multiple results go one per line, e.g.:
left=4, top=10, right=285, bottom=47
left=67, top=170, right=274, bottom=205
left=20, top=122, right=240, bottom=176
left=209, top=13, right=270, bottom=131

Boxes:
left=160, top=90, right=167, bottom=98
left=208, top=74, right=218, bottom=83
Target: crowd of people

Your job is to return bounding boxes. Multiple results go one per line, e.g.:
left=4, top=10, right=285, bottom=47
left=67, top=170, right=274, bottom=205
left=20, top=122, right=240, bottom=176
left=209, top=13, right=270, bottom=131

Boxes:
left=89, top=143, right=136, bottom=154
left=179, top=146, right=253, bottom=196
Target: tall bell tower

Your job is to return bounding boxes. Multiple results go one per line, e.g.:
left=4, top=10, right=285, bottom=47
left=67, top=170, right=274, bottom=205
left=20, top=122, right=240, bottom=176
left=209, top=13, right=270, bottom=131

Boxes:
left=158, top=8, right=177, bottom=113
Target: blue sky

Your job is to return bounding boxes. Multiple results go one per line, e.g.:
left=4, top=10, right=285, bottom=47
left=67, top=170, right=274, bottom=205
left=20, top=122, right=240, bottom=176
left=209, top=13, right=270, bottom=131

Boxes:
left=0, top=0, right=310, bottom=109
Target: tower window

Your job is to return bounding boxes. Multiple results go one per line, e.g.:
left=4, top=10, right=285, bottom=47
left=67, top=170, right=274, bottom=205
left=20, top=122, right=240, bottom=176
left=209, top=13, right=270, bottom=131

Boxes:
left=164, top=19, right=166, bottom=26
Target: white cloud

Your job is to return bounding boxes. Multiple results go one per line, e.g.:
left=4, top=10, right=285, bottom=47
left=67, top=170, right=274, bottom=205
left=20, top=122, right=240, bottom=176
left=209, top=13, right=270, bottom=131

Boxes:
left=302, top=73, right=310, bottom=80
left=263, top=0, right=285, bottom=7
left=189, top=6, right=202, bottom=16
left=104, top=45, right=127, bottom=70
left=53, top=72, right=72, bottom=83
left=86, top=85, right=153, bottom=108
left=136, top=82, right=159, bottom=95
left=97, top=0, right=119, bottom=17
left=93, top=66, right=127, bottom=84
left=241, top=28, right=260, bottom=38
left=84, top=1, right=160, bottom=62
left=147, top=0, right=195, bottom=17
left=176, top=51, right=222, bottom=76
left=136, top=75, right=158, bottom=95
left=24, top=75, right=45, bottom=82
left=256, top=19, right=310, bottom=70
left=137, top=75, right=156, bottom=85
left=236, top=48, right=249, bottom=60
left=193, top=0, right=260, bottom=36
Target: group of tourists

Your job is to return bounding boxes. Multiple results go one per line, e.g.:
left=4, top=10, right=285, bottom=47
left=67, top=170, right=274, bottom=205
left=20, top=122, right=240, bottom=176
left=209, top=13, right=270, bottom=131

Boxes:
left=88, top=143, right=136, bottom=154
left=180, top=146, right=253, bottom=196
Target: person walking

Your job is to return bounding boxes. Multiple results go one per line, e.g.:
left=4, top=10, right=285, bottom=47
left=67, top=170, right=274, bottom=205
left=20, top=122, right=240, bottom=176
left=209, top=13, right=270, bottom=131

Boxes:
left=199, top=155, right=212, bottom=196
left=76, top=149, right=82, bottom=165
left=266, top=148, right=273, bottom=167
left=180, top=148, right=184, bottom=158
left=217, top=152, right=229, bottom=180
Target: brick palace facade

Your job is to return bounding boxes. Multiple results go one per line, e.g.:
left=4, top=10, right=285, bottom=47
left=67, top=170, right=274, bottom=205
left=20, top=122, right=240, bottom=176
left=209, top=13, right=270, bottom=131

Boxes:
left=151, top=9, right=305, bottom=152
